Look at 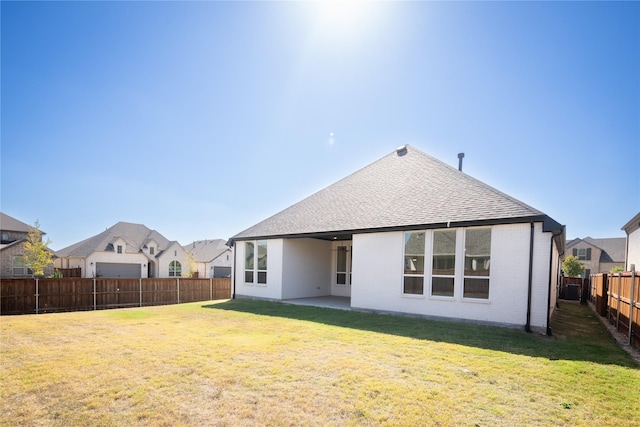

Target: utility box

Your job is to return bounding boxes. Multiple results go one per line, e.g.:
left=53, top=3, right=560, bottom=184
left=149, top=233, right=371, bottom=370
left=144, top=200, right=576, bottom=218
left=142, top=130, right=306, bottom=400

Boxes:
left=565, top=284, right=580, bottom=300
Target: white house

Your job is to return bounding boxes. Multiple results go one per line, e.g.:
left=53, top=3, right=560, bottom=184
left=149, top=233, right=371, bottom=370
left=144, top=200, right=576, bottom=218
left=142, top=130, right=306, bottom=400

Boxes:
left=230, top=145, right=565, bottom=334
left=622, top=212, right=640, bottom=271
left=183, top=239, right=232, bottom=278
left=55, top=222, right=191, bottom=278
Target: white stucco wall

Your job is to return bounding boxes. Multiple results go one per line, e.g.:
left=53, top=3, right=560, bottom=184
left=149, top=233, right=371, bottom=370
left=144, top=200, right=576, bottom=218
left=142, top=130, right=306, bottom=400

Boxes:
left=212, top=250, right=232, bottom=268
left=351, top=223, right=555, bottom=330
left=351, top=231, right=403, bottom=311
left=157, top=242, right=191, bottom=278
left=626, top=225, right=640, bottom=271
left=234, top=239, right=284, bottom=300
left=281, top=238, right=331, bottom=299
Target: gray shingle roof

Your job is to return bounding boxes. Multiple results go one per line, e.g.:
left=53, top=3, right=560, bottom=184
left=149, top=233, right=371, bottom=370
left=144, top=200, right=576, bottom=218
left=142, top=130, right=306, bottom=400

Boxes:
left=55, top=222, right=172, bottom=258
left=183, top=239, right=230, bottom=263
left=0, top=212, right=36, bottom=233
left=233, top=145, right=553, bottom=240
left=583, top=237, right=626, bottom=263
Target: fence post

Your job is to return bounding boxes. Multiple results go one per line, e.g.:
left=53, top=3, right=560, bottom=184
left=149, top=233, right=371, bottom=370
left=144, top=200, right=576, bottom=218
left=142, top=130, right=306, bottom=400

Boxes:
left=630, top=270, right=636, bottom=345
left=616, top=273, right=622, bottom=331
left=210, top=278, right=213, bottom=301
left=139, top=278, right=143, bottom=308
left=93, top=278, right=97, bottom=310
left=177, top=278, right=180, bottom=304
left=607, top=274, right=611, bottom=322
left=35, top=278, right=39, bottom=314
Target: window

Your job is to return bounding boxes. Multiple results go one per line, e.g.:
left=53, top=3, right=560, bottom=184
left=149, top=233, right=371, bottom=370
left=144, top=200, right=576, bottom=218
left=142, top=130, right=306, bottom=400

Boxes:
left=244, top=242, right=254, bottom=282
left=336, top=246, right=348, bottom=285
left=403, top=232, right=425, bottom=295
left=245, top=241, right=268, bottom=284
left=463, top=228, right=491, bottom=299
left=117, top=245, right=123, bottom=254
left=12, top=256, right=32, bottom=276
left=575, top=248, right=591, bottom=261
left=169, top=260, right=182, bottom=277
left=150, top=247, right=154, bottom=255
left=257, top=241, right=268, bottom=284
left=432, top=230, right=456, bottom=297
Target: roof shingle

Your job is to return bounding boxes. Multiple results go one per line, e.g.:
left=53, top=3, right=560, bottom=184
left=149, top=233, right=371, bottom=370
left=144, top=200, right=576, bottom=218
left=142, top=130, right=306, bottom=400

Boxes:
left=55, top=222, right=173, bottom=258
left=233, top=145, right=551, bottom=240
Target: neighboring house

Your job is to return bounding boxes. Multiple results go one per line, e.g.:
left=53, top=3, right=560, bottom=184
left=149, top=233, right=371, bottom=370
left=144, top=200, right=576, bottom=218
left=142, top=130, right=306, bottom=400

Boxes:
left=230, top=145, right=565, bottom=334
left=564, top=237, right=626, bottom=276
left=183, top=239, right=232, bottom=278
left=55, top=222, right=191, bottom=278
left=0, top=212, right=54, bottom=277
left=622, top=212, right=640, bottom=271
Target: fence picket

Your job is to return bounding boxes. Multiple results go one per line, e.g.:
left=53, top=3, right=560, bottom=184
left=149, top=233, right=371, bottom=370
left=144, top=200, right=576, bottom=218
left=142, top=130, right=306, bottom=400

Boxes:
left=590, top=272, right=640, bottom=351
left=1, top=277, right=231, bottom=315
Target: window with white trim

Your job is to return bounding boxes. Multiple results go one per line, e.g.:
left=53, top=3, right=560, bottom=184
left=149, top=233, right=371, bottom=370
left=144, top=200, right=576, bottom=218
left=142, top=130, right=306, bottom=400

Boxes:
left=463, top=228, right=491, bottom=299
left=12, top=256, right=32, bottom=276
left=257, top=241, right=268, bottom=284
left=432, top=229, right=456, bottom=297
left=117, top=245, right=123, bottom=254
left=245, top=242, right=254, bottom=283
left=169, top=260, right=182, bottom=277
left=245, top=241, right=268, bottom=284
left=575, top=248, right=590, bottom=261
left=403, top=232, right=425, bottom=295
left=336, top=245, right=352, bottom=285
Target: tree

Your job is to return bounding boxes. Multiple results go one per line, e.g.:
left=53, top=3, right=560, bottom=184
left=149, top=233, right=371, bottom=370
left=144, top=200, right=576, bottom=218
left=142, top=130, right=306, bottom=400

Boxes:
left=185, top=251, right=198, bottom=278
left=23, top=221, right=54, bottom=277
left=562, top=255, right=585, bottom=278
left=610, top=265, right=624, bottom=274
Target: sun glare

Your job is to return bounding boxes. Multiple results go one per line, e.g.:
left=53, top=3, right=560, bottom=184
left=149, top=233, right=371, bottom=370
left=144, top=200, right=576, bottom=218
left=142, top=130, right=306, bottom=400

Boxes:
left=311, top=1, right=379, bottom=44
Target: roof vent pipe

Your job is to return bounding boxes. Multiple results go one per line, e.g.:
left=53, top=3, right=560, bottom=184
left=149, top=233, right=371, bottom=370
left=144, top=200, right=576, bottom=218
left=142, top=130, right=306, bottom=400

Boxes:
left=457, top=153, right=465, bottom=171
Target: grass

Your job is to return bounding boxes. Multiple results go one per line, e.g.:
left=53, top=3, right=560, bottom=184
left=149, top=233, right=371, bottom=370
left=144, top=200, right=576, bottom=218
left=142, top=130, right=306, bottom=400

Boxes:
left=1, top=299, right=639, bottom=426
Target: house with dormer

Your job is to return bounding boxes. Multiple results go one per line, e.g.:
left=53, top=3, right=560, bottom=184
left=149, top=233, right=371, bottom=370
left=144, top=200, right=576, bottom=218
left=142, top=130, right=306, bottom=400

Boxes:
left=54, top=222, right=190, bottom=278
left=564, top=237, right=625, bottom=276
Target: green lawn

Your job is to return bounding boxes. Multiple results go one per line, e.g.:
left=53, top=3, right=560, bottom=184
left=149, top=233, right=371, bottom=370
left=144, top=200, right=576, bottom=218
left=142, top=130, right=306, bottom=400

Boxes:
left=1, top=299, right=638, bottom=426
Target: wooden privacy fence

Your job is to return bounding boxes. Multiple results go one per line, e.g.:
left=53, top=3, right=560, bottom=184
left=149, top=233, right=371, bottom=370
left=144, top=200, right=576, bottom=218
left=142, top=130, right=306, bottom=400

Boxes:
left=590, top=272, right=639, bottom=351
left=0, top=277, right=231, bottom=315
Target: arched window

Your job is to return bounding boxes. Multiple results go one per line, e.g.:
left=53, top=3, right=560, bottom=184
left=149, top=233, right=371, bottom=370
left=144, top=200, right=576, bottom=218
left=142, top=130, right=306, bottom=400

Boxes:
left=169, top=261, right=181, bottom=277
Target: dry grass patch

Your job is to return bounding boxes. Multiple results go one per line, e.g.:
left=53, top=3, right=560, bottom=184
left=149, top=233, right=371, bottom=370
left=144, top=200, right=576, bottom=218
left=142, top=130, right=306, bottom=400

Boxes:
left=1, top=300, right=639, bottom=426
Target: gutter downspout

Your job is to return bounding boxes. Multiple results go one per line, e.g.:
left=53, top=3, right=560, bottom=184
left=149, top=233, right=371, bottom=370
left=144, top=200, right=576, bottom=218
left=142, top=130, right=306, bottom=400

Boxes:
left=231, top=241, right=237, bottom=299
left=545, top=229, right=563, bottom=336
left=526, top=222, right=535, bottom=333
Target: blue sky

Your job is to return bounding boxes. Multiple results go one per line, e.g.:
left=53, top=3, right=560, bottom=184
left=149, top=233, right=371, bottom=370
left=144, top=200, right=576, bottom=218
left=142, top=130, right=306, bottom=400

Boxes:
left=1, top=1, right=638, bottom=251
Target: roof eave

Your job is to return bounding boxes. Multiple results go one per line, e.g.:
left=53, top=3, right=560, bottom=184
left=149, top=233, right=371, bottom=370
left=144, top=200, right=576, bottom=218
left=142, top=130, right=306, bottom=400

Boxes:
left=231, top=215, right=562, bottom=243
left=622, top=212, right=640, bottom=233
